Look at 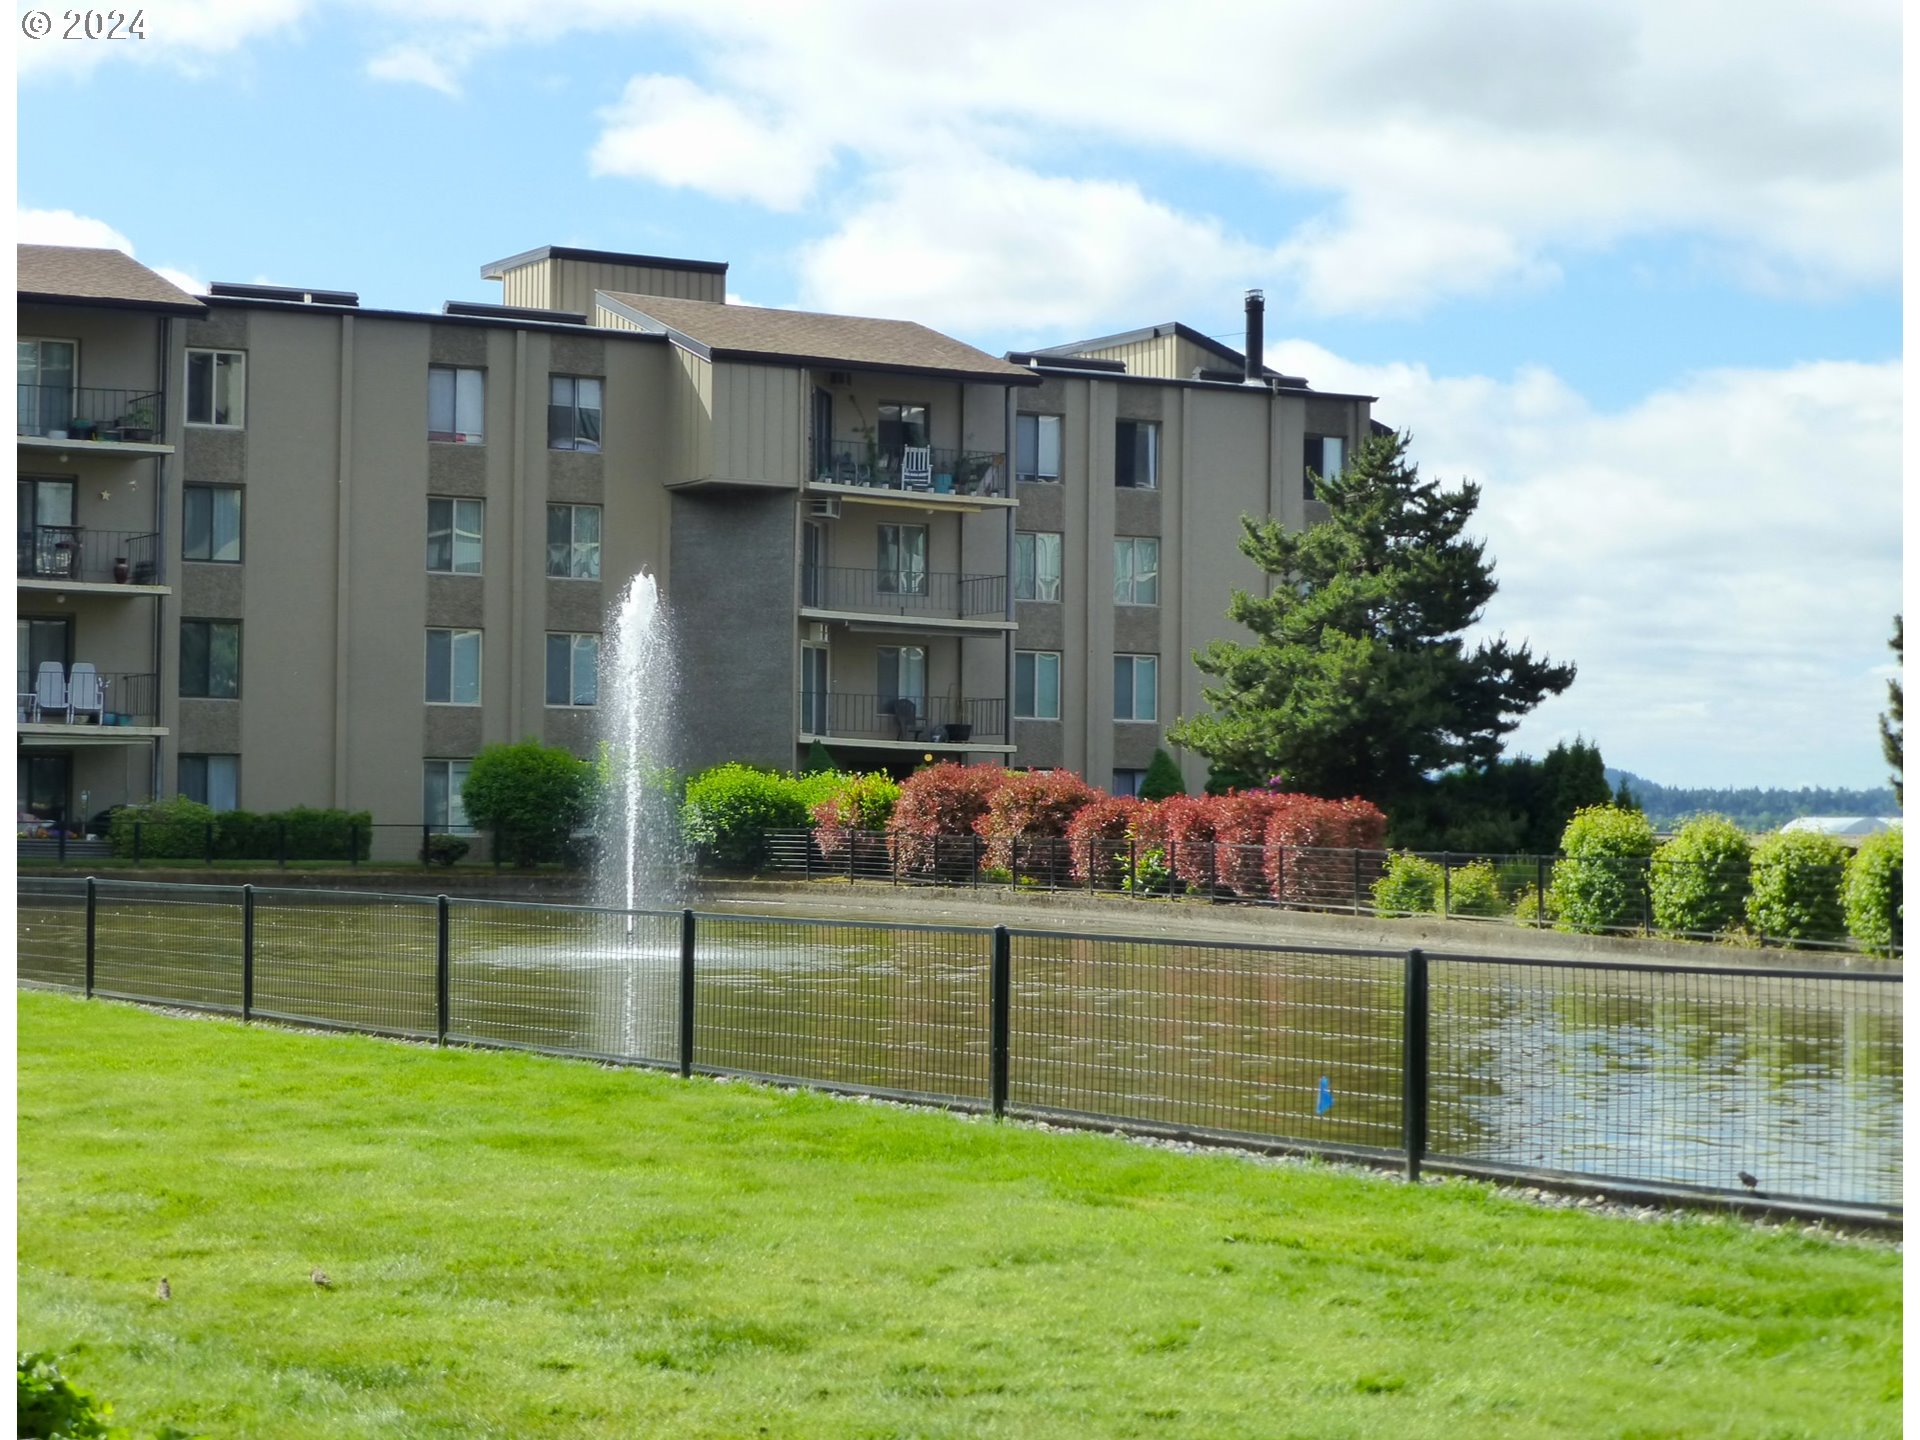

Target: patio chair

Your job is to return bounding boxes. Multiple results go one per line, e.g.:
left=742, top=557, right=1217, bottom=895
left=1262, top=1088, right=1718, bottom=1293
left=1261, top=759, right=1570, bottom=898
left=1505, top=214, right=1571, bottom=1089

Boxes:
left=890, top=697, right=926, bottom=742
left=901, top=446, right=933, bottom=491
left=32, top=662, right=66, bottom=725
left=66, top=662, right=105, bottom=724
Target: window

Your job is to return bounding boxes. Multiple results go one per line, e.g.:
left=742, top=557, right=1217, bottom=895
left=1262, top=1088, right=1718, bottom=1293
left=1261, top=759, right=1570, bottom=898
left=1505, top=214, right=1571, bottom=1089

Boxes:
left=1114, top=654, right=1159, bottom=722
left=186, top=349, right=245, bottom=428
left=1016, top=414, right=1062, bottom=482
left=183, top=485, right=242, bottom=563
left=546, top=504, right=601, bottom=580
left=427, top=498, right=484, bottom=575
left=877, top=524, right=928, bottom=595
left=425, top=628, right=482, bottom=705
left=1112, top=769, right=1146, bottom=797
left=1113, top=537, right=1160, bottom=605
left=546, top=633, right=599, bottom=707
left=179, top=754, right=239, bottom=812
left=877, top=402, right=929, bottom=465
left=1015, top=650, right=1061, bottom=721
left=18, top=338, right=76, bottom=437
left=424, top=759, right=473, bottom=833
left=18, top=616, right=71, bottom=695
left=877, top=646, right=926, bottom=713
left=428, top=366, right=485, bottom=443
left=1305, top=434, right=1345, bottom=500
left=549, top=375, right=603, bottom=452
left=180, top=621, right=241, bottom=699
left=1015, top=531, right=1062, bottom=602
left=1116, top=420, right=1159, bottom=489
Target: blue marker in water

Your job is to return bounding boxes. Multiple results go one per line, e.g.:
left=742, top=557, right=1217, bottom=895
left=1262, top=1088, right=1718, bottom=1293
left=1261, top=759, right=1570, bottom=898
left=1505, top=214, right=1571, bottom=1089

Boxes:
left=1316, top=1076, right=1333, bottom=1115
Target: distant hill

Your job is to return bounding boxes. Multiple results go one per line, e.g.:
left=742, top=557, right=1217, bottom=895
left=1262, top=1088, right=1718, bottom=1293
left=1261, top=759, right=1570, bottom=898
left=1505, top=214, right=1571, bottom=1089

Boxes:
left=1606, top=769, right=1900, bottom=832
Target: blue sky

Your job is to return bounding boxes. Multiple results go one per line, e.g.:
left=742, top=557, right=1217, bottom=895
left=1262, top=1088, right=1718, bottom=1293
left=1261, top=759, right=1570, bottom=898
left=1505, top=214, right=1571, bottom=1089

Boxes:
left=17, top=0, right=1904, bottom=790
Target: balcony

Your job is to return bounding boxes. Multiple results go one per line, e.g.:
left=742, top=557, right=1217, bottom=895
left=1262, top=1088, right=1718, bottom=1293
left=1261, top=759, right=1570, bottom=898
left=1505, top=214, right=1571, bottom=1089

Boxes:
left=799, top=691, right=1008, bottom=748
left=810, top=439, right=1005, bottom=498
left=18, top=384, right=171, bottom=454
left=18, top=671, right=161, bottom=734
left=18, top=527, right=163, bottom=589
left=801, top=565, right=1007, bottom=625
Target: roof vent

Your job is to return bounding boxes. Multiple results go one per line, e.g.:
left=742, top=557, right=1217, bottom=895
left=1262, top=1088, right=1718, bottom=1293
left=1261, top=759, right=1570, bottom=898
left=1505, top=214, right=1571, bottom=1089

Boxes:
left=208, top=281, right=358, bottom=306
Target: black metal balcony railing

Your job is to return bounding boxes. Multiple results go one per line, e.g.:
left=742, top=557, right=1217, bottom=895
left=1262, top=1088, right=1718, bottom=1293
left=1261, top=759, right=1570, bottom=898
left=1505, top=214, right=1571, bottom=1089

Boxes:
left=801, top=565, right=1006, bottom=620
left=798, top=691, right=1006, bottom=744
left=18, top=385, right=166, bottom=443
left=17, top=527, right=161, bottom=585
left=813, top=439, right=1004, bottom=496
left=18, top=671, right=158, bottom=728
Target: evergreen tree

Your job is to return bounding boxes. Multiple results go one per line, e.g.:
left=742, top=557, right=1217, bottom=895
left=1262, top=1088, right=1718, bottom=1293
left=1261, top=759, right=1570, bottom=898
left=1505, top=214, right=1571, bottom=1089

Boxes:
left=1170, top=431, right=1575, bottom=813
left=1140, top=747, right=1188, bottom=800
left=1880, top=614, right=1902, bottom=804
left=803, top=739, right=837, bottom=774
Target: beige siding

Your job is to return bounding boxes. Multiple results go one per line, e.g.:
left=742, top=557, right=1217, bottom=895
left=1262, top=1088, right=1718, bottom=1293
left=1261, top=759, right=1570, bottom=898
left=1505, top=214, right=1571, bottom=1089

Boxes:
left=496, top=264, right=552, bottom=310
left=710, top=362, right=803, bottom=488
left=1074, top=334, right=1179, bottom=378
left=551, top=259, right=724, bottom=313
left=594, top=302, right=643, bottom=331
left=666, top=347, right=714, bottom=485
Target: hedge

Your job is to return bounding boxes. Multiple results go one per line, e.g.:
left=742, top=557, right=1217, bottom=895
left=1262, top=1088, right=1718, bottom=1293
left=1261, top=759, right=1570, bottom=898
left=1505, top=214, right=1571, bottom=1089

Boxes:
left=1843, top=828, right=1902, bottom=956
left=109, top=799, right=372, bottom=861
left=1746, top=830, right=1849, bottom=944
left=886, top=763, right=1009, bottom=877
left=1549, top=805, right=1656, bottom=934
left=1649, top=815, right=1751, bottom=938
left=682, top=763, right=835, bottom=868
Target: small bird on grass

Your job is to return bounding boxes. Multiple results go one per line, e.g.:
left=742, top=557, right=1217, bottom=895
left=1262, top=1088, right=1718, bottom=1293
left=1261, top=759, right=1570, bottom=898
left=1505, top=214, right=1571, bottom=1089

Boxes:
left=155, top=1277, right=170, bottom=1302
left=1738, top=1171, right=1759, bottom=1192
left=311, top=1267, right=333, bottom=1289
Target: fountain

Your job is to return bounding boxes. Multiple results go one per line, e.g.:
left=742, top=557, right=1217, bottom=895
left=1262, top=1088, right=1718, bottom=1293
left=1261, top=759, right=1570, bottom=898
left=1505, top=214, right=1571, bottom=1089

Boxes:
left=595, top=570, right=684, bottom=917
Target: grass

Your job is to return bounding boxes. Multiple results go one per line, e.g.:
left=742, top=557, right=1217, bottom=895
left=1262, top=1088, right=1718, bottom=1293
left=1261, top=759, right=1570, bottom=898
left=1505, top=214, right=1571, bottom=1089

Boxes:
left=18, top=991, right=1902, bottom=1440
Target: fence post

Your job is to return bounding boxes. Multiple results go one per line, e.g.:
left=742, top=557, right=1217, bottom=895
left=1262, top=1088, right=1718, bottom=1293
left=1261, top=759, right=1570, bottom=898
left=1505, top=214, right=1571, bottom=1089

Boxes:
left=132, top=821, right=142, bottom=868
left=349, top=822, right=360, bottom=867
left=678, top=908, right=696, bottom=1079
left=848, top=831, right=856, bottom=885
left=435, top=895, right=450, bottom=1047
left=1403, top=948, right=1429, bottom=1183
left=1536, top=856, right=1547, bottom=928
left=205, top=821, right=215, bottom=866
left=1441, top=852, right=1451, bottom=918
left=989, top=925, right=1011, bottom=1119
left=242, top=885, right=255, bottom=1021
left=1353, top=848, right=1363, bottom=915
left=422, top=823, right=432, bottom=868
left=803, top=832, right=813, bottom=882
left=277, top=820, right=287, bottom=870
left=57, top=825, right=66, bottom=866
left=84, top=876, right=96, bottom=999
left=1641, top=858, right=1653, bottom=933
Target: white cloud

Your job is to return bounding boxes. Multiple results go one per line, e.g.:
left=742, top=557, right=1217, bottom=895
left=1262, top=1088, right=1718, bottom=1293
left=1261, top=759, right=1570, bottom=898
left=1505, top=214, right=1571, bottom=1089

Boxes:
left=17, top=208, right=133, bottom=252
left=366, top=44, right=464, bottom=97
left=1268, top=340, right=1904, bottom=786
left=589, top=75, right=827, bottom=211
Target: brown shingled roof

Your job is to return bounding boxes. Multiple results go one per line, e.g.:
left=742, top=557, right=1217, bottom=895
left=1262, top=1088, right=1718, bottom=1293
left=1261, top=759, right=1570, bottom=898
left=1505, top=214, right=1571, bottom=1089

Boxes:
left=18, top=245, right=204, bottom=313
left=599, top=292, right=1034, bottom=384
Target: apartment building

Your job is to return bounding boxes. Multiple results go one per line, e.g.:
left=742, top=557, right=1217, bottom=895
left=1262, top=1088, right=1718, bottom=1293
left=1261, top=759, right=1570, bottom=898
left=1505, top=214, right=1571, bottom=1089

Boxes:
left=16, top=245, right=1374, bottom=838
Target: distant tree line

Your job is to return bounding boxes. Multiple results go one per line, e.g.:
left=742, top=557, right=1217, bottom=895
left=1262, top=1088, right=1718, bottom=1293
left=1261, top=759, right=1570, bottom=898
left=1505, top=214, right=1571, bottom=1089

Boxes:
left=1602, top=770, right=1898, bottom=833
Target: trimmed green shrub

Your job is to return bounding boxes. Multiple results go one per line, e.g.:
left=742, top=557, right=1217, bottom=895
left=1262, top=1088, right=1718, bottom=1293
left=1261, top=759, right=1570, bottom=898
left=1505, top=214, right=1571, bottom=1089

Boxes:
left=1650, top=815, right=1751, bottom=937
left=463, top=740, right=597, bottom=867
left=802, top=739, right=837, bottom=774
left=1550, top=805, right=1656, bottom=934
left=1445, top=860, right=1504, bottom=918
left=1140, top=748, right=1188, bottom=801
left=211, top=807, right=374, bottom=862
left=1509, top=882, right=1558, bottom=926
left=1843, top=828, right=1902, bottom=956
left=1373, top=853, right=1444, bottom=916
left=109, top=796, right=215, bottom=859
left=421, top=833, right=471, bottom=867
left=681, top=763, right=819, bottom=868
left=1745, top=830, right=1849, bottom=945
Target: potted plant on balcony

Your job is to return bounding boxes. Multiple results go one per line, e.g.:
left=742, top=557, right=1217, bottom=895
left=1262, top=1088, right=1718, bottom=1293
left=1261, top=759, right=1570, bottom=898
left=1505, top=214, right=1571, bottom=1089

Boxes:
left=939, top=683, right=973, bottom=744
left=66, top=418, right=96, bottom=441
left=119, top=401, right=157, bottom=443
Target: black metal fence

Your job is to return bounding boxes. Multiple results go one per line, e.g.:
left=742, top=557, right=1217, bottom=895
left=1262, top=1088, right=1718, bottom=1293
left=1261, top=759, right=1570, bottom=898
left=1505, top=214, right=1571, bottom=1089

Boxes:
left=767, top=831, right=1895, bottom=955
left=17, top=877, right=1901, bottom=1224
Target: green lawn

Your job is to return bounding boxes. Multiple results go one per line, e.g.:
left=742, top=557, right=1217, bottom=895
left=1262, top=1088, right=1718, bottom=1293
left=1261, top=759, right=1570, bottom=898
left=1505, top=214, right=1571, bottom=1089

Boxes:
left=18, top=991, right=1901, bottom=1440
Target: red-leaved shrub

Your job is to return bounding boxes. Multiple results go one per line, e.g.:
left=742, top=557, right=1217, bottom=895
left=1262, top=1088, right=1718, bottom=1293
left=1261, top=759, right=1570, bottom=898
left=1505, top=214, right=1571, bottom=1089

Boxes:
left=1066, top=795, right=1146, bottom=887
left=1156, top=794, right=1219, bottom=892
left=886, top=763, right=1010, bottom=876
left=1262, top=795, right=1389, bottom=904
left=1211, top=792, right=1283, bottom=895
left=810, top=771, right=902, bottom=874
left=976, top=769, right=1101, bottom=881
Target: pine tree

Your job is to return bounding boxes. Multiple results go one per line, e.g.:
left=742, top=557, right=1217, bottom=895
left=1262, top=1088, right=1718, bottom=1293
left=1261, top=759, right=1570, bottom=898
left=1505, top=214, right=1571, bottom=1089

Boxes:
left=1140, top=747, right=1188, bottom=800
left=803, top=739, right=836, bottom=775
left=1170, top=431, right=1575, bottom=813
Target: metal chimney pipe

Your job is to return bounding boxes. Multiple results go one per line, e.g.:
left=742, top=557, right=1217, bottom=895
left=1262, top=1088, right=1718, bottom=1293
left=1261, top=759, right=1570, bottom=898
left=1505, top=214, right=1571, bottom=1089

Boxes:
left=1244, top=289, right=1265, bottom=382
